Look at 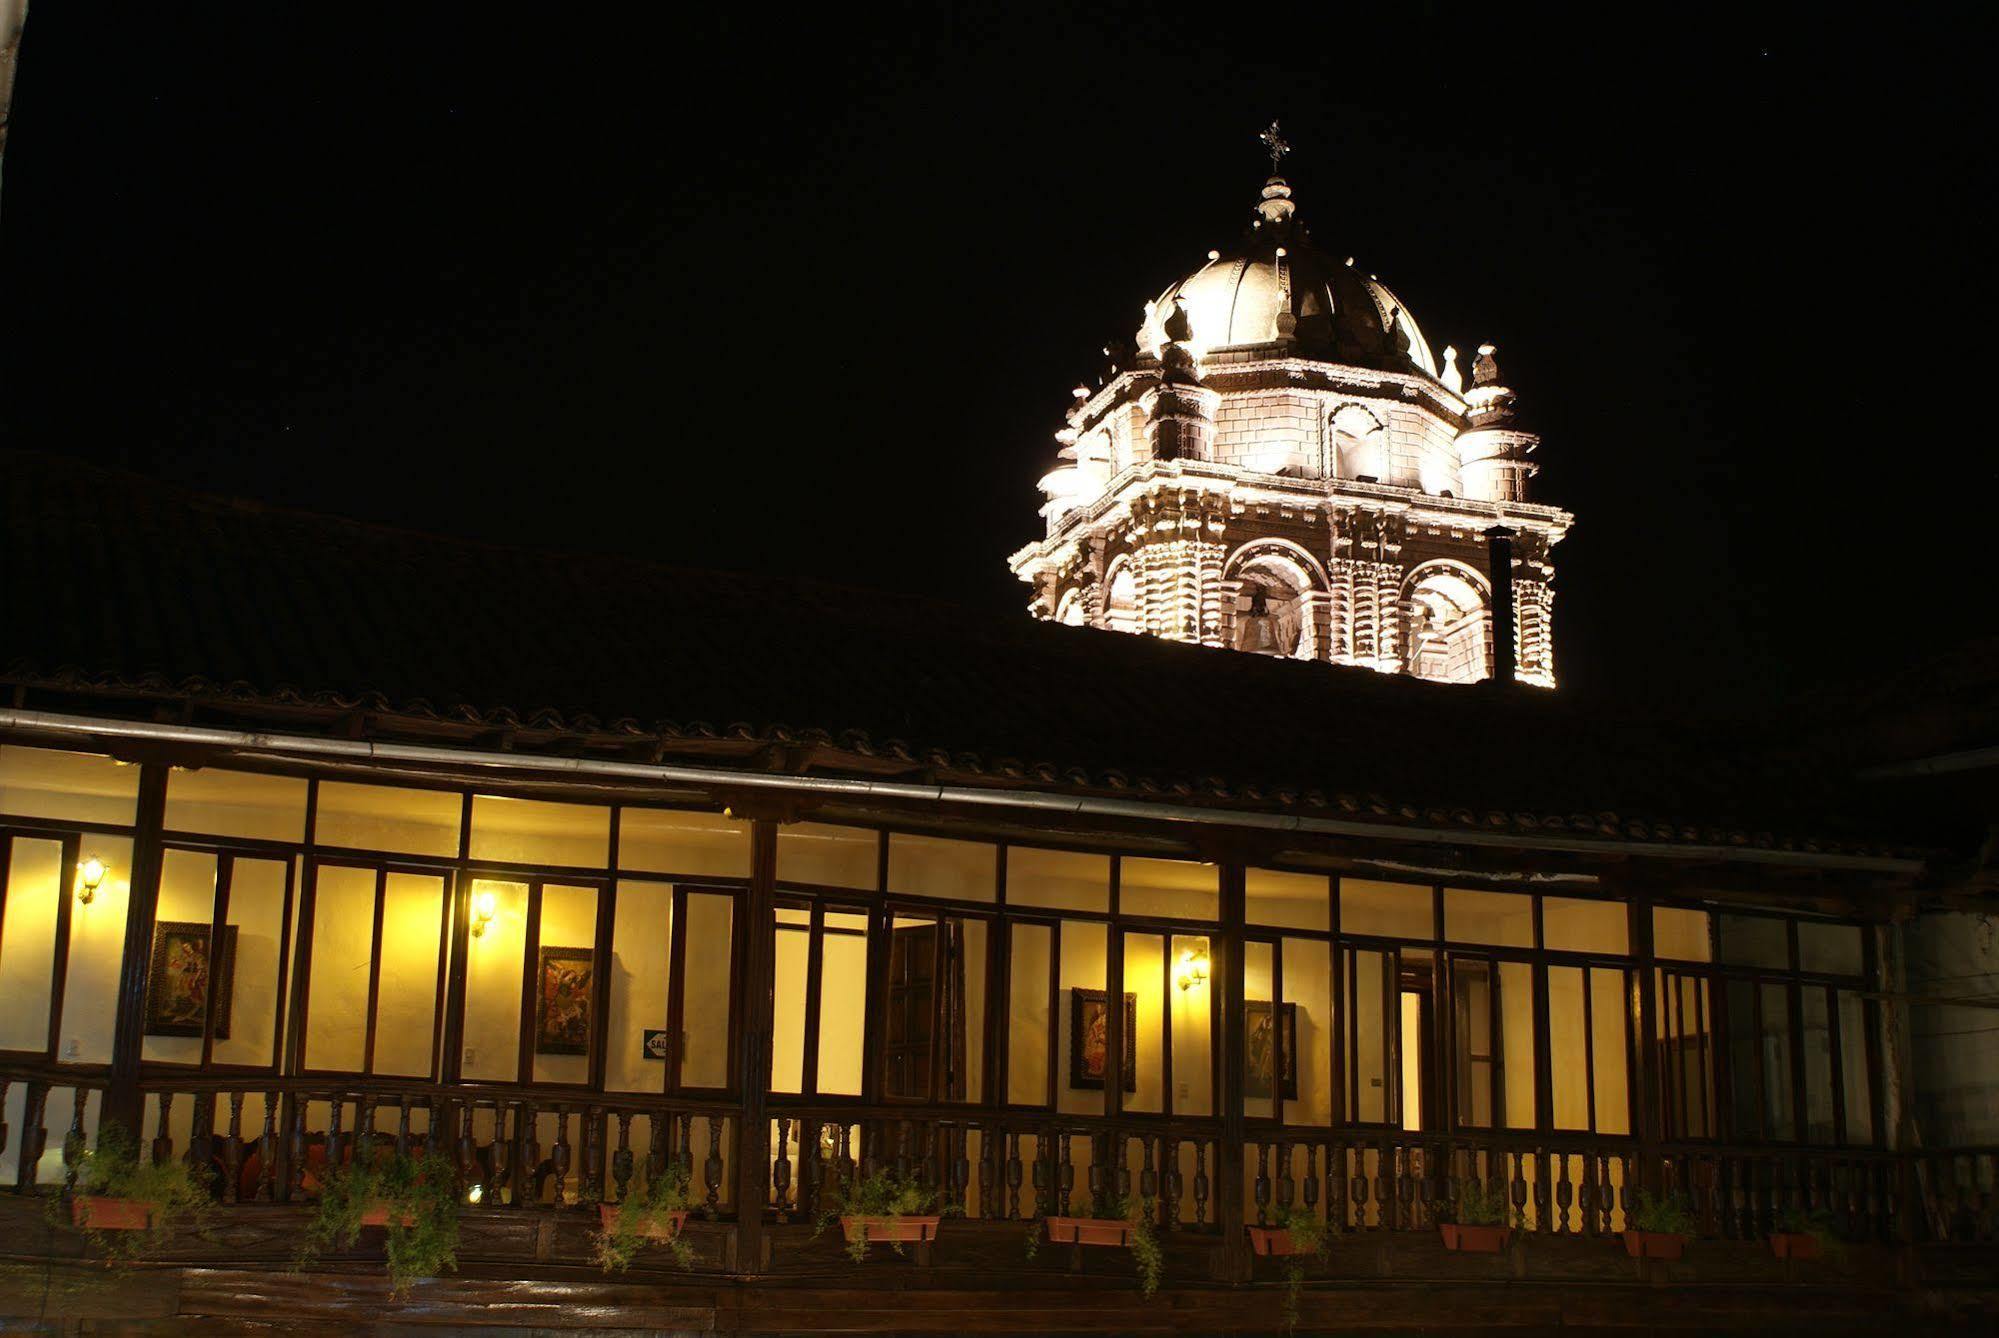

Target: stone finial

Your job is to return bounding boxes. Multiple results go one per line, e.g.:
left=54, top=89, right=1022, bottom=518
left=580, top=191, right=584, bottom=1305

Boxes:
left=1441, top=345, right=1462, bottom=394
left=1472, top=342, right=1502, bottom=387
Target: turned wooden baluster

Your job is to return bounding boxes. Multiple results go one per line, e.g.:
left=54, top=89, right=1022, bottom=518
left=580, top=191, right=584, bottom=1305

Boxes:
left=1193, top=1140, right=1210, bottom=1227
left=703, top=1116, right=723, bottom=1211
left=327, top=1097, right=349, bottom=1172
left=645, top=1111, right=667, bottom=1182
left=185, top=1092, right=213, bottom=1185
left=60, top=1089, right=87, bottom=1194
left=1553, top=1152, right=1573, bottom=1236
left=1163, top=1138, right=1182, bottom=1230
left=979, top=1126, right=1002, bottom=1219
left=355, top=1098, right=377, bottom=1169
left=954, top=1128, right=972, bottom=1214
left=771, top=1118, right=793, bottom=1215
left=393, top=1097, right=412, bottom=1161
left=549, top=1108, right=572, bottom=1207
left=455, top=1104, right=479, bottom=1201
left=1138, top=1136, right=1158, bottom=1223
left=219, top=1092, right=243, bottom=1204
left=1507, top=1149, right=1528, bottom=1234
left=583, top=1107, right=606, bottom=1205
left=1085, top=1132, right=1107, bottom=1214
left=13, top=1081, right=48, bottom=1190
left=1058, top=1132, right=1077, bottom=1216
left=1302, top=1144, right=1320, bottom=1221
left=836, top=1123, right=856, bottom=1201
left=611, top=1113, right=634, bottom=1201
left=1396, top=1142, right=1417, bottom=1232
left=1252, top=1141, right=1271, bottom=1226
left=286, top=1098, right=309, bottom=1199
left=678, top=1114, right=696, bottom=1180
left=507, top=1103, right=533, bottom=1207
left=1005, top=1131, right=1024, bottom=1220
left=253, top=1093, right=278, bottom=1203
left=145, top=1089, right=172, bottom=1172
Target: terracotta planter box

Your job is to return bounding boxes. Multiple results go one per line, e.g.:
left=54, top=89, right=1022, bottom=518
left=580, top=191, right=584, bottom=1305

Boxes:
left=1622, top=1230, right=1687, bottom=1260
left=73, top=1196, right=151, bottom=1231
left=1044, top=1216, right=1133, bottom=1248
left=1439, top=1223, right=1510, bottom=1253
left=358, top=1203, right=417, bottom=1228
left=1769, top=1231, right=1820, bottom=1260
left=840, top=1214, right=941, bottom=1246
left=1248, top=1225, right=1302, bottom=1256
left=600, top=1202, right=689, bottom=1240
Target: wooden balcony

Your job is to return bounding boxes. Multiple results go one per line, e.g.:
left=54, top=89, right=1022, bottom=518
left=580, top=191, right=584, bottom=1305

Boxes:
left=5, top=1065, right=1999, bottom=1333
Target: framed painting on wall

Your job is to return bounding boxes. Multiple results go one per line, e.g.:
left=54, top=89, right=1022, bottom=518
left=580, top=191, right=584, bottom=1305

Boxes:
left=534, top=946, right=596, bottom=1055
left=1068, top=987, right=1137, bottom=1092
left=144, top=922, right=237, bottom=1038
left=1245, top=1000, right=1299, bottom=1101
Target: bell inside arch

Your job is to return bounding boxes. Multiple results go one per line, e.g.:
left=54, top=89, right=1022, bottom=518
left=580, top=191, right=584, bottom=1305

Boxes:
left=1237, top=586, right=1282, bottom=655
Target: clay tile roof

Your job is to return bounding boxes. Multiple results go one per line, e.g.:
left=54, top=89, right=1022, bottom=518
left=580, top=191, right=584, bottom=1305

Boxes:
left=0, top=451, right=1955, bottom=860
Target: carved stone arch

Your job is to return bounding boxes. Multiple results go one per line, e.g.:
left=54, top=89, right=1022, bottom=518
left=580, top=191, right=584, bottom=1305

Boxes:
left=1099, top=555, right=1141, bottom=634
left=1053, top=585, right=1088, bottom=627
left=1222, top=538, right=1328, bottom=660
left=1328, top=400, right=1389, bottom=481
left=1400, top=559, right=1493, bottom=684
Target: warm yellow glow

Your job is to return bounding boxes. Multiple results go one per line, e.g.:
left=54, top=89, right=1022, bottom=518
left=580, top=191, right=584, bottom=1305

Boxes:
left=77, top=855, right=109, bottom=904
left=466, top=1183, right=484, bottom=1204
left=471, top=888, right=498, bottom=938
left=1174, top=945, right=1210, bottom=992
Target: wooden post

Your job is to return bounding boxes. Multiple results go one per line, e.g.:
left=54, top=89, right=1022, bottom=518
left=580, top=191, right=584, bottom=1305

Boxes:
left=731, top=816, right=780, bottom=1273
left=103, top=762, right=169, bottom=1135
left=1215, top=858, right=1249, bottom=1282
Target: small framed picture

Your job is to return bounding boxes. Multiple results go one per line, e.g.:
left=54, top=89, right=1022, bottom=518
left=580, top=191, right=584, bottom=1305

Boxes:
left=1068, top=987, right=1137, bottom=1092
left=534, top=946, right=596, bottom=1055
left=145, top=921, right=237, bottom=1039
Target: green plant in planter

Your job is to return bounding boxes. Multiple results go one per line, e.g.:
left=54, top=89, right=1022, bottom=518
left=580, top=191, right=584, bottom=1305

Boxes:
left=594, top=1164, right=699, bottom=1273
left=1778, top=1205, right=1846, bottom=1262
left=1452, top=1178, right=1510, bottom=1227
left=1104, top=1193, right=1164, bottom=1299
left=812, top=1168, right=943, bottom=1263
left=1629, top=1190, right=1697, bottom=1237
left=60, top=1122, right=214, bottom=1264
left=294, top=1150, right=460, bottom=1296
left=1274, top=1206, right=1333, bottom=1332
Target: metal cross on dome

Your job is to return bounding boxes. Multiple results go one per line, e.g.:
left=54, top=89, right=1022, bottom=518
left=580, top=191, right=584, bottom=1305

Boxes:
left=1258, top=120, right=1291, bottom=172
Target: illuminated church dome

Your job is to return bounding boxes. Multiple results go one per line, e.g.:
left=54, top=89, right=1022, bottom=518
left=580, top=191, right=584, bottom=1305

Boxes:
left=1136, top=177, right=1440, bottom=379
left=1010, top=124, right=1576, bottom=688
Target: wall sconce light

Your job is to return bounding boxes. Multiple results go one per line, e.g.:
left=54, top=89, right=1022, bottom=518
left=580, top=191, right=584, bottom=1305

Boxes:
left=77, top=856, right=109, bottom=905
left=466, top=1182, right=485, bottom=1205
left=471, top=889, right=497, bottom=938
left=1175, top=945, right=1210, bottom=992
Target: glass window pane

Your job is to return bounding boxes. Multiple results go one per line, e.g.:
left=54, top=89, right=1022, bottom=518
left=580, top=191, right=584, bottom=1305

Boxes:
left=0, top=747, right=139, bottom=825
left=605, top=880, right=671, bottom=1093
left=1656, top=970, right=1713, bottom=1139
left=1451, top=957, right=1497, bottom=1128
left=533, top=884, right=599, bottom=1085
left=1719, top=914, right=1789, bottom=969
left=888, top=835, right=997, bottom=901
left=143, top=849, right=220, bottom=1064
left=819, top=911, right=869, bottom=1096
left=1802, top=987, right=1835, bottom=1145
left=213, top=857, right=288, bottom=1067
left=304, top=865, right=376, bottom=1072
left=1591, top=968, right=1631, bottom=1134
left=1543, top=897, right=1627, bottom=955
left=884, top=914, right=937, bottom=1099
left=618, top=807, right=749, bottom=878
left=775, top=822, right=876, bottom=889
left=1006, top=846, right=1109, bottom=912
left=1838, top=991, right=1874, bottom=1144
left=57, top=835, right=132, bottom=1065
left=0, top=836, right=65, bottom=1052
left=679, top=892, right=733, bottom=1088
left=1444, top=889, right=1532, bottom=947
left=1056, top=920, right=1108, bottom=1116
left=1549, top=967, right=1587, bottom=1129
left=1280, top=938, right=1328, bottom=1124
left=376, top=872, right=444, bottom=1077
left=951, top=917, right=988, bottom=1103
left=1123, top=933, right=1165, bottom=1113
left=1760, top=983, right=1794, bottom=1140
left=462, top=878, right=528, bottom=1081
left=1345, top=948, right=1387, bottom=1123
left=1247, top=868, right=1329, bottom=931
left=1007, top=922, right=1052, bottom=1104
left=1497, top=961, right=1536, bottom=1130
left=1340, top=879, right=1432, bottom=939
left=1170, top=933, right=1214, bottom=1117
left=1120, top=858, right=1218, bottom=921
left=1799, top=922, right=1863, bottom=977
left=164, top=767, right=308, bottom=843
left=1244, top=940, right=1276, bottom=1122
left=1653, top=907, right=1712, bottom=962
left=315, top=782, right=461, bottom=857
left=470, top=796, right=609, bottom=868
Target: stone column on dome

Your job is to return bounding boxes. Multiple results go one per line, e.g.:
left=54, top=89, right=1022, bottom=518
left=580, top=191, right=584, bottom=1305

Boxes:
left=1456, top=343, right=1540, bottom=504
left=1327, top=560, right=1358, bottom=665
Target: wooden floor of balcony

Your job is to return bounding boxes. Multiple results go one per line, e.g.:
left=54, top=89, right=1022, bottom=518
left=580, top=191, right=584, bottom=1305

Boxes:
left=4, top=1199, right=1999, bottom=1335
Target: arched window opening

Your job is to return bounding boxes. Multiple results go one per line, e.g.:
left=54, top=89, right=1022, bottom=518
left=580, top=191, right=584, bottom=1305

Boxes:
left=1102, top=565, right=1140, bottom=635
left=1329, top=405, right=1385, bottom=483
left=1230, top=554, right=1315, bottom=658
left=1405, top=568, right=1489, bottom=684
left=1053, top=587, right=1087, bottom=626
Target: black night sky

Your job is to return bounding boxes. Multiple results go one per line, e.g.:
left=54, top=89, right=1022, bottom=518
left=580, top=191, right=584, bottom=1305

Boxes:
left=1, top=8, right=1987, bottom=711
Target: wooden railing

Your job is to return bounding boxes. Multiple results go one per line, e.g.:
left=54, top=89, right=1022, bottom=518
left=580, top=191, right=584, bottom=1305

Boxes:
left=7, top=1063, right=1996, bottom=1254
left=766, top=1105, right=1225, bottom=1232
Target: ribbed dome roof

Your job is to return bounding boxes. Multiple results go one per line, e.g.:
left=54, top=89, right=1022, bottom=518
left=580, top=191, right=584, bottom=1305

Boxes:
left=1137, top=177, right=1439, bottom=379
